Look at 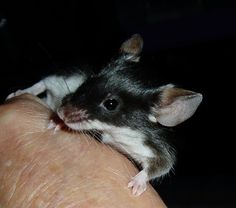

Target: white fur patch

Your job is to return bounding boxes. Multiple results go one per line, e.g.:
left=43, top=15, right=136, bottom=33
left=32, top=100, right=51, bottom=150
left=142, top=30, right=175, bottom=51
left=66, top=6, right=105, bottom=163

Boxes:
left=43, top=73, right=86, bottom=110
left=65, top=119, right=154, bottom=163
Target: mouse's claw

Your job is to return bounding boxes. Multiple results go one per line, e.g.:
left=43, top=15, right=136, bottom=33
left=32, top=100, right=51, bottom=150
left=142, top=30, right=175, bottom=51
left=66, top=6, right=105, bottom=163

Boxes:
left=53, top=125, right=61, bottom=134
left=128, top=170, right=148, bottom=196
left=47, top=119, right=57, bottom=129
left=47, top=119, right=61, bottom=134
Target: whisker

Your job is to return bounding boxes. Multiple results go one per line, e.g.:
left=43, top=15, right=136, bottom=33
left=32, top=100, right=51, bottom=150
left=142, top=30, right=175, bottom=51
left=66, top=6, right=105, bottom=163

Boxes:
left=82, top=130, right=91, bottom=146
left=105, top=167, right=127, bottom=180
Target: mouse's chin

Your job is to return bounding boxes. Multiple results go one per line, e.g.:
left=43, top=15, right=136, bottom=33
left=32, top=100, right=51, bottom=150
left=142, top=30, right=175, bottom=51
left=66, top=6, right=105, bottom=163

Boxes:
left=63, top=121, right=90, bottom=131
left=63, top=119, right=108, bottom=132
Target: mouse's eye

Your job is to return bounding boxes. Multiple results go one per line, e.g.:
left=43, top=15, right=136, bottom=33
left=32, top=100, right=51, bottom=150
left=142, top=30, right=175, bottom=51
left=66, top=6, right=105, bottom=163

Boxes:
left=102, top=98, right=119, bottom=111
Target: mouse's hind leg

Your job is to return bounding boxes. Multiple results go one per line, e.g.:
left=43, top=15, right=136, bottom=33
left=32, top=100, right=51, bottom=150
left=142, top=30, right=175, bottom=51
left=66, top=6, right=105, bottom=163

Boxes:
left=6, top=81, right=46, bottom=100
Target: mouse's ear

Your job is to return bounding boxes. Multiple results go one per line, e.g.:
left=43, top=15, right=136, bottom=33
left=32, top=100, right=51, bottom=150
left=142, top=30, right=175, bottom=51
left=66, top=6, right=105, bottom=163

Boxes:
left=120, top=34, right=143, bottom=62
left=149, top=84, right=203, bottom=127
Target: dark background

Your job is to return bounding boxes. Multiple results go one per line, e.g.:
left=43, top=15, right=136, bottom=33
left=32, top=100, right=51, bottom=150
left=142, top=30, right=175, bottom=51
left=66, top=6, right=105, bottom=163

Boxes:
left=0, top=0, right=235, bottom=207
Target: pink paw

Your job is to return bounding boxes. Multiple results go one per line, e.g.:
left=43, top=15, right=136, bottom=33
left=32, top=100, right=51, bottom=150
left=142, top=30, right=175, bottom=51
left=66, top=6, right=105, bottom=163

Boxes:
left=128, top=170, right=148, bottom=196
left=47, top=120, right=61, bottom=134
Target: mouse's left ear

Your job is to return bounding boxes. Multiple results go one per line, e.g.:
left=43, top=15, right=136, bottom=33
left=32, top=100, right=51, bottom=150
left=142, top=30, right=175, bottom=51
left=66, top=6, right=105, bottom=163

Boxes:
left=149, top=84, right=203, bottom=127
left=120, top=34, right=143, bottom=62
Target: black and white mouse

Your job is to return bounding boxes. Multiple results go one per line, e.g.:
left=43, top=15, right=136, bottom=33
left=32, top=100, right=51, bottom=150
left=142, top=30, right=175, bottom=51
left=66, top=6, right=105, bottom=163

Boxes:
left=7, top=34, right=203, bottom=196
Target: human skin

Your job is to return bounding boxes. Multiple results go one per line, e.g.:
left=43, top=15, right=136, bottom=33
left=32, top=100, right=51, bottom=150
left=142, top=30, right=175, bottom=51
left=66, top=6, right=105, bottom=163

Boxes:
left=0, top=94, right=167, bottom=208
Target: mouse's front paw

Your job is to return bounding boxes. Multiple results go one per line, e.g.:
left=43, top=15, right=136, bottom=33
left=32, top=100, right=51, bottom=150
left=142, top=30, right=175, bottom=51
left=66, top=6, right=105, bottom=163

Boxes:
left=47, top=119, right=61, bottom=134
left=6, top=90, right=24, bottom=100
left=47, top=119, right=57, bottom=129
left=128, top=170, right=148, bottom=196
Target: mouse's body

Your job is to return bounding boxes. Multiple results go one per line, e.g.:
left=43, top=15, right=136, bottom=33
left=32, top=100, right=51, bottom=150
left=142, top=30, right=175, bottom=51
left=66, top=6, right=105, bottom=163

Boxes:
left=7, top=34, right=203, bottom=196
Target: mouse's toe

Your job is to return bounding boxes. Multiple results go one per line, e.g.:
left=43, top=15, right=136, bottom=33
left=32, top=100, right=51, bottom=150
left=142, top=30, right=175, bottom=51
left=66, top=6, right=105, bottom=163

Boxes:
left=128, top=170, right=148, bottom=196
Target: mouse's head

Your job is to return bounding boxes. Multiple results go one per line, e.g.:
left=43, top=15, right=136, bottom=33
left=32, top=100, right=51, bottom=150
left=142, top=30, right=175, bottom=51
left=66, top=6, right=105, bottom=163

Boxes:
left=57, top=34, right=202, bottom=133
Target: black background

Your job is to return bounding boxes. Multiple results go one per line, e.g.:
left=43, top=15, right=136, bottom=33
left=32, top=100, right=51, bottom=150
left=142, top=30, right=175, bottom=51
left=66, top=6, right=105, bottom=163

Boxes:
left=0, top=1, right=235, bottom=207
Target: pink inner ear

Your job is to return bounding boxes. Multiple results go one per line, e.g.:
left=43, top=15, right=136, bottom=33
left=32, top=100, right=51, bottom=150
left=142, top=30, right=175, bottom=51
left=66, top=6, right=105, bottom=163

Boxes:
left=120, top=34, right=143, bottom=55
left=159, top=87, right=196, bottom=107
left=153, top=87, right=203, bottom=127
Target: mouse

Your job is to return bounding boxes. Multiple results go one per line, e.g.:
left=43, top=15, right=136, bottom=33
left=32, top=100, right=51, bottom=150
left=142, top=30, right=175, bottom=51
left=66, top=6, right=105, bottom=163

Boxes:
left=6, top=34, right=203, bottom=196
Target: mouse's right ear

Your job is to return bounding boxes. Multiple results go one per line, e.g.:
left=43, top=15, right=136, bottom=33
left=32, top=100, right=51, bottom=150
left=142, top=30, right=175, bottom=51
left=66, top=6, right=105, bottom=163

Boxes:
left=120, top=34, right=143, bottom=62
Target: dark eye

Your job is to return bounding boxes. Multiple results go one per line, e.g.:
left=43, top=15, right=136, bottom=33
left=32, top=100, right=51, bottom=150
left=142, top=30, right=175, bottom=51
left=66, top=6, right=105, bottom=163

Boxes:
left=103, top=98, right=119, bottom=111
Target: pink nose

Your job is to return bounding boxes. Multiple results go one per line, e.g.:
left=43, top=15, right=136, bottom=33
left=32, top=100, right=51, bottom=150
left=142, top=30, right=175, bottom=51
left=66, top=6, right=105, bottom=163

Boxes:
left=57, top=106, right=88, bottom=123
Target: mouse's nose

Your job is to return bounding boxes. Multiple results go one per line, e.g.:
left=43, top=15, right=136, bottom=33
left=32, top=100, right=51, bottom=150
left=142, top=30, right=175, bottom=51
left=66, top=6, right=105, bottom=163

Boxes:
left=57, top=106, right=88, bottom=123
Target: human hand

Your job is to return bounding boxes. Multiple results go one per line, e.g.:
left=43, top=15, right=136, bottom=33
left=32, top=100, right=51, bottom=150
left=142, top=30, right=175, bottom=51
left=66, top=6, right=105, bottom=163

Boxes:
left=0, top=94, right=166, bottom=207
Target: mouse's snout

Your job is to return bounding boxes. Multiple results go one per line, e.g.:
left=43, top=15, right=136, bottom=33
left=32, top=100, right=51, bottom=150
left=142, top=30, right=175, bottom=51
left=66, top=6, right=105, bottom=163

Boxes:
left=57, top=105, right=88, bottom=124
